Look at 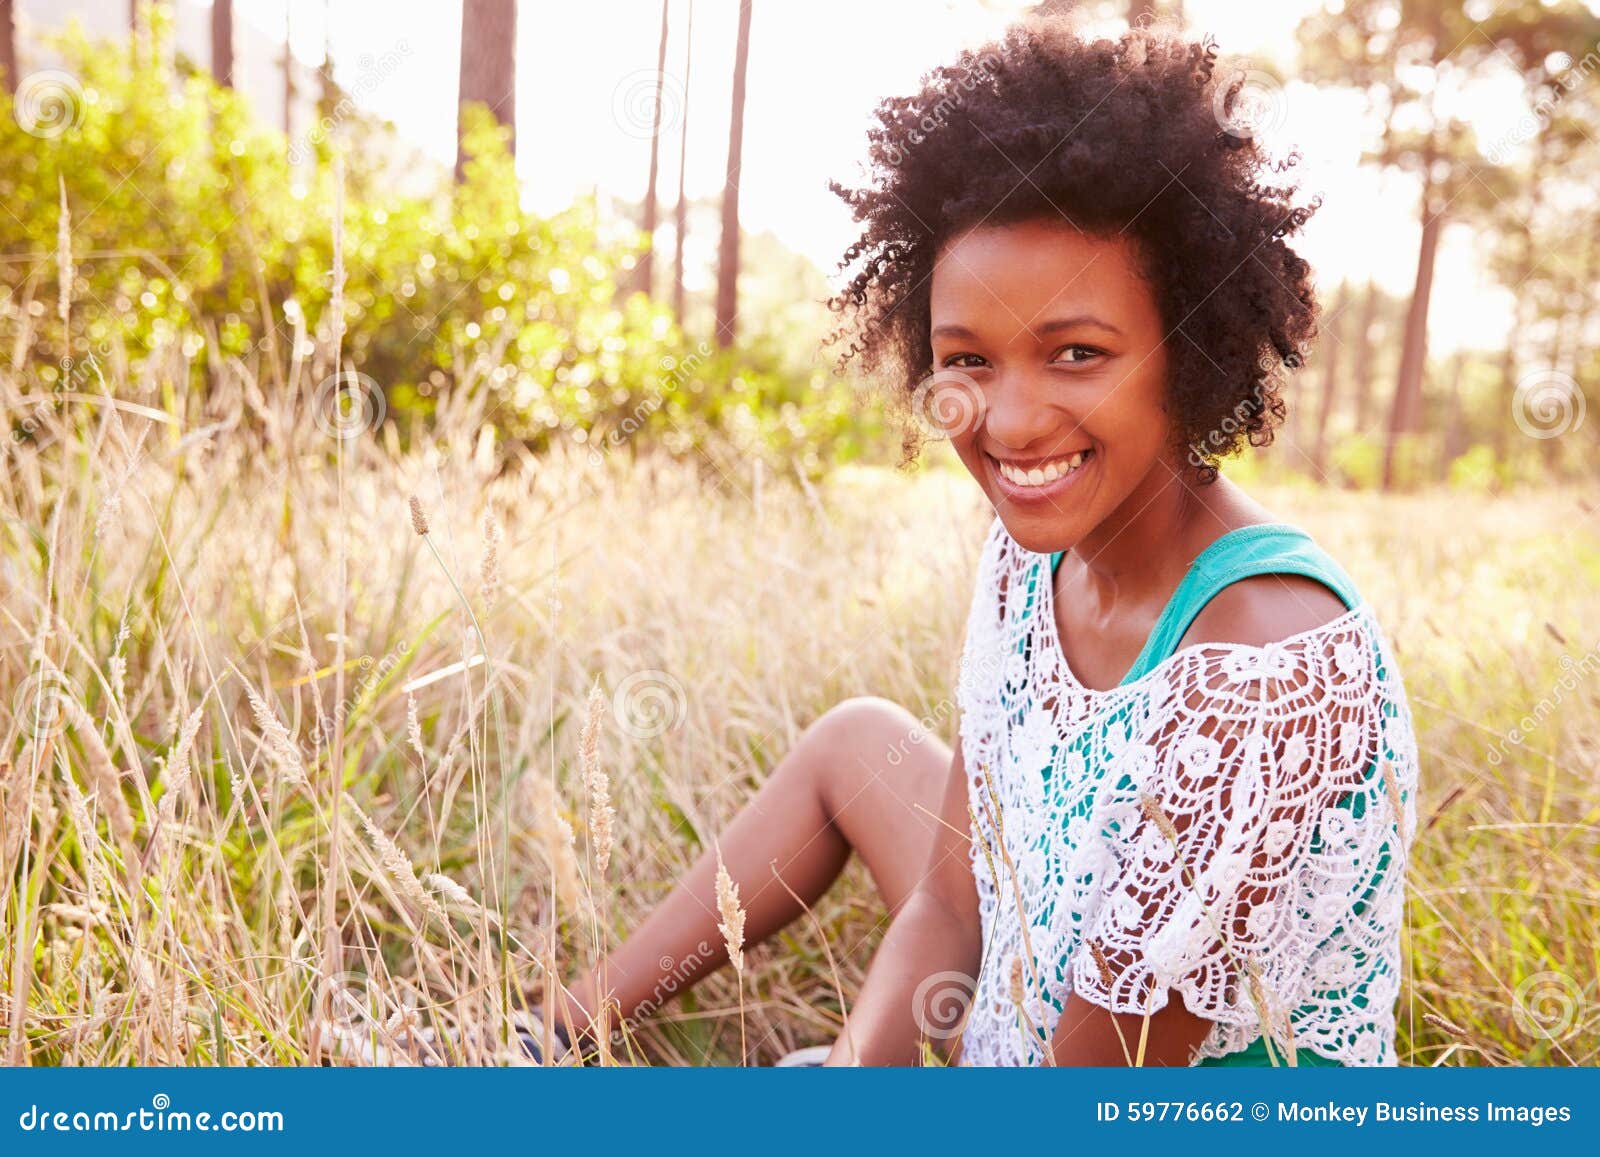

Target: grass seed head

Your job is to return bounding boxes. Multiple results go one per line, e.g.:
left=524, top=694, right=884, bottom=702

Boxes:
left=1140, top=794, right=1179, bottom=844
left=581, top=680, right=614, bottom=876
left=715, top=845, right=745, bottom=973
left=1088, top=939, right=1117, bottom=990
left=350, top=796, right=444, bottom=923
left=480, top=510, right=502, bottom=608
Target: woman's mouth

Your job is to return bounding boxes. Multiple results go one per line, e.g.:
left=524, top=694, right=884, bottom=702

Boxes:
left=989, top=449, right=1094, bottom=503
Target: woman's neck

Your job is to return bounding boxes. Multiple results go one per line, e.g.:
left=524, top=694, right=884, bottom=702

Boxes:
left=1070, top=461, right=1259, bottom=602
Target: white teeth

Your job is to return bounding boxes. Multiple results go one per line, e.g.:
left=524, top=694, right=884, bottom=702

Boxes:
left=998, top=452, right=1089, bottom=488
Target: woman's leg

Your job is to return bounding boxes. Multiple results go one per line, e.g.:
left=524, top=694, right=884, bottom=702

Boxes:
left=552, top=695, right=953, bottom=1046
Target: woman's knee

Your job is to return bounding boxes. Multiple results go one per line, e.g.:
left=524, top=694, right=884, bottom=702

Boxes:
left=804, top=696, right=946, bottom=775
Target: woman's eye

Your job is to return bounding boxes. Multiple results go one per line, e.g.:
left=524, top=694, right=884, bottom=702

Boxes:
left=1050, top=345, right=1102, bottom=365
left=940, top=353, right=987, bottom=369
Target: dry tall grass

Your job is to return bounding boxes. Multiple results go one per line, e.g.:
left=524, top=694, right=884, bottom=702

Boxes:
left=1, top=338, right=1596, bottom=1065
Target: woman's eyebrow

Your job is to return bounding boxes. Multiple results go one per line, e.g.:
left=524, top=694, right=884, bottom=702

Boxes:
left=1034, top=314, right=1123, bottom=337
left=930, top=316, right=1124, bottom=342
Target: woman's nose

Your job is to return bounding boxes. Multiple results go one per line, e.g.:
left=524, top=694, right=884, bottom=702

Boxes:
left=979, top=369, right=1069, bottom=451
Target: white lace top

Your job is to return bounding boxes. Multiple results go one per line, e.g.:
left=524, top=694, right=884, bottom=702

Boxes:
left=955, top=518, right=1419, bottom=1067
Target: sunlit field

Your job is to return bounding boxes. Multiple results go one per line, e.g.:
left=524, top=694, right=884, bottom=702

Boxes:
left=3, top=366, right=1596, bottom=1065
left=4, top=0, right=1600, bottom=1073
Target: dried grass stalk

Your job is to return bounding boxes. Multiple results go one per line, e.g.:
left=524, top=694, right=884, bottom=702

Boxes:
left=480, top=510, right=502, bottom=608
left=348, top=796, right=445, bottom=923
left=580, top=681, right=613, bottom=876
left=714, top=845, right=745, bottom=973
left=157, top=707, right=205, bottom=825
left=517, top=769, right=582, bottom=917
left=61, top=697, right=133, bottom=846
left=240, top=678, right=309, bottom=789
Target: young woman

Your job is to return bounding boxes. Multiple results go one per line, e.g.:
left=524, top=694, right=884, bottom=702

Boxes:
left=535, top=16, right=1419, bottom=1067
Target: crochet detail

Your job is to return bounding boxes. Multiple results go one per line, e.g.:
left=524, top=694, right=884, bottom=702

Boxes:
left=955, top=519, right=1418, bottom=1067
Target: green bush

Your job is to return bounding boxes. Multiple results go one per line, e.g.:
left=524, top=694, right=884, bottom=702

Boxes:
left=1328, top=432, right=1383, bottom=489
left=0, top=9, right=885, bottom=469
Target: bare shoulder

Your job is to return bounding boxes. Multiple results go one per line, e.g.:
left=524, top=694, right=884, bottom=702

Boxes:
left=1178, top=573, right=1350, bottom=650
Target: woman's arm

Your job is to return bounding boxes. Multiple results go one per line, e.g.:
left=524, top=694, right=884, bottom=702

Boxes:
left=825, top=739, right=982, bottom=1065
left=1048, top=983, right=1214, bottom=1065
left=826, top=735, right=1217, bottom=1067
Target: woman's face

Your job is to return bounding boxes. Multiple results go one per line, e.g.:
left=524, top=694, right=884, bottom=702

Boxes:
left=927, top=218, right=1176, bottom=555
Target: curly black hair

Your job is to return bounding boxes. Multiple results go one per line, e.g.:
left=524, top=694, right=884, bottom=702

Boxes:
left=827, top=17, right=1322, bottom=480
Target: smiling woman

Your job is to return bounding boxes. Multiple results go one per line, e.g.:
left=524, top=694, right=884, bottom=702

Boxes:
left=808, top=13, right=1416, bottom=1067
left=519, top=12, right=1418, bottom=1069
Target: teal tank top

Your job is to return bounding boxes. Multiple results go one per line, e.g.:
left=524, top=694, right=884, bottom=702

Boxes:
left=1048, top=523, right=1367, bottom=1068
left=1047, top=522, right=1363, bottom=686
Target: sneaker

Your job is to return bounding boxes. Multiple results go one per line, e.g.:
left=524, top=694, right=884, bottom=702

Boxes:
left=773, top=1044, right=833, bottom=1067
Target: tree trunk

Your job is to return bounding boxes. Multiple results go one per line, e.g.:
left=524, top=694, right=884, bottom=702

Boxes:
left=282, top=5, right=294, bottom=138
left=1440, top=348, right=1467, bottom=479
left=1536, top=177, right=1597, bottom=480
left=319, top=5, right=337, bottom=122
left=672, top=0, right=695, bottom=327
left=1, top=0, right=16, bottom=97
left=211, top=0, right=234, bottom=89
left=1495, top=131, right=1547, bottom=465
left=1312, top=281, right=1348, bottom=477
left=1351, top=280, right=1380, bottom=434
left=1542, top=307, right=1573, bottom=476
left=633, top=0, right=671, bottom=297
left=714, top=0, right=752, bottom=349
left=1494, top=294, right=1530, bottom=465
left=1382, top=138, right=1443, bottom=490
left=456, top=0, right=518, bottom=183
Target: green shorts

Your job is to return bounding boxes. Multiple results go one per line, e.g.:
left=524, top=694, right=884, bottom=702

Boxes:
left=1197, top=1037, right=1343, bottom=1067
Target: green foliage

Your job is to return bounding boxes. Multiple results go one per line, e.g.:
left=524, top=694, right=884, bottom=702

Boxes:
left=1445, top=443, right=1505, bottom=492
left=0, top=12, right=883, bottom=468
left=1328, top=432, right=1383, bottom=489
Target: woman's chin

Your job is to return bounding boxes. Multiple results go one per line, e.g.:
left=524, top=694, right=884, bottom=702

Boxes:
left=986, top=482, right=1099, bottom=556
left=992, top=508, right=1089, bottom=557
